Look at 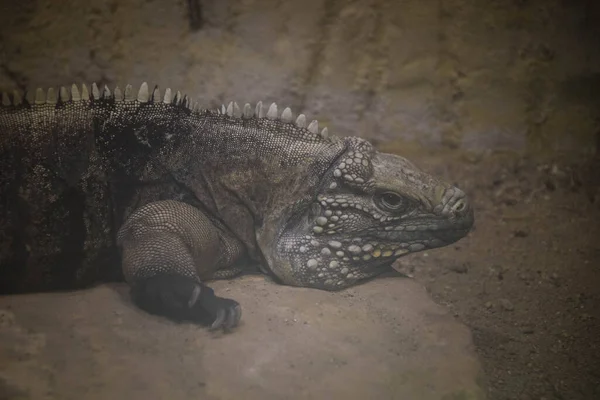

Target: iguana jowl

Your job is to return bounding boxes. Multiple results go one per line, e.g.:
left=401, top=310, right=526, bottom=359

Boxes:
left=0, top=82, right=474, bottom=331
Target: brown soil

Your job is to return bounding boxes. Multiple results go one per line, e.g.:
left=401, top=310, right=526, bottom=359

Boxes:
left=385, top=144, right=600, bottom=400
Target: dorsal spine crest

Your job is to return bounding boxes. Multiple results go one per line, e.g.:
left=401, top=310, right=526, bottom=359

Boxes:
left=1, top=82, right=334, bottom=141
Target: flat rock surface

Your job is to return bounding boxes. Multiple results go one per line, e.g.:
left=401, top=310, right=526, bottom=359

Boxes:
left=0, top=275, right=485, bottom=400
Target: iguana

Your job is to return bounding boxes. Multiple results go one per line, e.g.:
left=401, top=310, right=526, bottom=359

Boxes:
left=0, top=82, right=474, bottom=331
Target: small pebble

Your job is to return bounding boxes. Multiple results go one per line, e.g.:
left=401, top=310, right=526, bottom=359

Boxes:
left=448, top=263, right=469, bottom=274
left=513, top=230, right=529, bottom=238
left=499, top=299, right=515, bottom=311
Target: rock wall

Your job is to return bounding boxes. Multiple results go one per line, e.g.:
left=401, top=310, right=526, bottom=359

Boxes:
left=1, top=0, right=598, bottom=157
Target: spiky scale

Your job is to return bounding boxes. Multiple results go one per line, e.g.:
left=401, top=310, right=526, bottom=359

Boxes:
left=1, top=92, right=9, bottom=106
left=233, top=102, right=241, bottom=118
left=13, top=90, right=22, bottom=105
left=281, top=107, right=292, bottom=123
left=321, top=127, right=329, bottom=138
left=255, top=101, right=265, bottom=118
left=124, top=84, right=135, bottom=101
left=35, top=88, right=46, bottom=104
left=91, top=83, right=100, bottom=100
left=174, top=91, right=182, bottom=105
left=46, top=88, right=56, bottom=104
left=163, top=88, right=172, bottom=104
left=267, top=103, right=278, bottom=120
left=308, top=120, right=319, bottom=134
left=114, top=86, right=123, bottom=101
left=243, top=103, right=252, bottom=118
left=138, top=82, right=149, bottom=102
left=152, top=86, right=160, bottom=102
left=71, top=84, right=81, bottom=101
left=295, top=114, right=306, bottom=128
left=59, top=86, right=69, bottom=102
left=102, top=85, right=111, bottom=99
left=81, top=84, right=90, bottom=101
left=226, top=102, right=234, bottom=116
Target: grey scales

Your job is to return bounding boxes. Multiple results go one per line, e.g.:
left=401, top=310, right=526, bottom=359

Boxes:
left=0, top=82, right=474, bottom=331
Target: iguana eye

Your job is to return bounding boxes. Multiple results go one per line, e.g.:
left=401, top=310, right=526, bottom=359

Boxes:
left=376, top=192, right=406, bottom=212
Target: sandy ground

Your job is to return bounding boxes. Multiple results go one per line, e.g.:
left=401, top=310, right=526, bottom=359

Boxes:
left=384, top=146, right=600, bottom=400
left=1, top=276, right=485, bottom=400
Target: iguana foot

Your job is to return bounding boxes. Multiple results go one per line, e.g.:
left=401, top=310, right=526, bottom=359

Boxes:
left=117, top=200, right=246, bottom=331
left=130, top=274, right=242, bottom=331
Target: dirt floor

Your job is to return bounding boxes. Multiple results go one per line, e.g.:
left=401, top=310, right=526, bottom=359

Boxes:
left=0, top=276, right=486, bottom=400
left=384, top=144, right=600, bottom=400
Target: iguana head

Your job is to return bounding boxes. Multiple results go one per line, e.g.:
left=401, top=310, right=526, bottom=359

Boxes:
left=265, top=136, right=474, bottom=290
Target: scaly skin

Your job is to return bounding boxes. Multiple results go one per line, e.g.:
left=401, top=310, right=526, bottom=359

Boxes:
left=270, top=139, right=473, bottom=290
left=0, top=82, right=474, bottom=331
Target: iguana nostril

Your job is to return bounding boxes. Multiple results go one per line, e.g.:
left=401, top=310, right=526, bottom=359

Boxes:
left=452, top=199, right=467, bottom=214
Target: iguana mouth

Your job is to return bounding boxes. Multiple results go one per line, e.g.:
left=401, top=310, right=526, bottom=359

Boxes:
left=367, top=219, right=474, bottom=247
left=272, top=190, right=474, bottom=291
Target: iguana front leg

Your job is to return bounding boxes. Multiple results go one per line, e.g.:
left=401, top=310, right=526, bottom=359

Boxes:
left=116, top=200, right=243, bottom=331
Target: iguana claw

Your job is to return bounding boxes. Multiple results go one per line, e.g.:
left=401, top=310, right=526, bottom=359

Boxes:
left=195, top=284, right=241, bottom=331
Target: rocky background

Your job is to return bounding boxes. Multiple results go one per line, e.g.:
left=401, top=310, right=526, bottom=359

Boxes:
left=2, top=1, right=600, bottom=400
left=1, top=0, right=599, bottom=158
